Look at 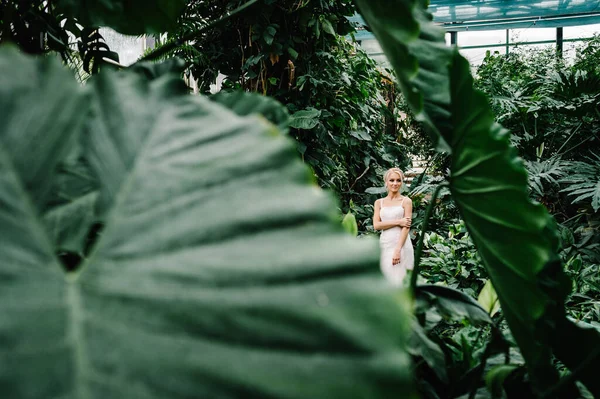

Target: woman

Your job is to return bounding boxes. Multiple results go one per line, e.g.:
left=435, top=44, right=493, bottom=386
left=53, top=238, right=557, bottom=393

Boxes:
left=373, top=168, right=414, bottom=285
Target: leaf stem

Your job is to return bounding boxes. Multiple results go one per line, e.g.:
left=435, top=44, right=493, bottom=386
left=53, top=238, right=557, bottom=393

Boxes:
left=410, top=182, right=448, bottom=297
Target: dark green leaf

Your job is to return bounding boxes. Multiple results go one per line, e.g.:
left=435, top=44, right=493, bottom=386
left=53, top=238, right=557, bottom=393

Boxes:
left=486, top=365, right=518, bottom=398
left=210, top=90, right=290, bottom=134
left=288, top=47, right=299, bottom=60
left=55, top=0, right=186, bottom=35
left=416, top=285, right=493, bottom=325
left=43, top=192, right=98, bottom=253
left=0, top=47, right=413, bottom=398
left=321, top=19, right=336, bottom=36
left=129, top=58, right=187, bottom=81
left=354, top=0, right=600, bottom=393
left=349, top=130, right=372, bottom=141
left=290, top=108, right=321, bottom=130
left=409, top=319, right=448, bottom=383
left=0, top=47, right=86, bottom=208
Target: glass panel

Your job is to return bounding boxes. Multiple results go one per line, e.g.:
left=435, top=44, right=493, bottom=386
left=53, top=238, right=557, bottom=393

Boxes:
left=510, top=27, right=556, bottom=44
left=457, top=29, right=506, bottom=47
left=430, top=0, right=600, bottom=24
left=460, top=47, right=504, bottom=67
left=564, top=24, right=600, bottom=39
left=100, top=28, right=145, bottom=66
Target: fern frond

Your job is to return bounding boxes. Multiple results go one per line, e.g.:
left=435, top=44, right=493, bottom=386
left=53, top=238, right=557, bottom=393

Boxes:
left=561, top=154, right=600, bottom=212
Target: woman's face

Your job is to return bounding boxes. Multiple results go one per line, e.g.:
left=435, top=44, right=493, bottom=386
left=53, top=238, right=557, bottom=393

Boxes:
left=386, top=172, right=402, bottom=193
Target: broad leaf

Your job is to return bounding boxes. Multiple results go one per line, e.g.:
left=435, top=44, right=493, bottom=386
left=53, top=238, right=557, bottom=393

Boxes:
left=416, top=285, right=493, bottom=326
left=0, top=48, right=413, bottom=398
left=43, top=145, right=99, bottom=254
left=486, top=365, right=518, bottom=398
left=354, top=0, right=600, bottom=394
left=210, top=90, right=290, bottom=134
left=55, top=0, right=186, bottom=35
left=478, top=279, right=501, bottom=317
left=289, top=108, right=321, bottom=130
left=409, top=319, right=448, bottom=383
left=341, top=212, right=358, bottom=236
left=44, top=191, right=98, bottom=253
left=0, top=46, right=86, bottom=208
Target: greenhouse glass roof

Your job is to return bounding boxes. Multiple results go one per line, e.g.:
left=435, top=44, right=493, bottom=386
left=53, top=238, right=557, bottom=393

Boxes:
left=431, top=0, right=600, bottom=31
left=351, top=0, right=600, bottom=38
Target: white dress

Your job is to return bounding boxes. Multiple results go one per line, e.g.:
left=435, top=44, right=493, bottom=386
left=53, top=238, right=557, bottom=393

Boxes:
left=379, top=198, right=414, bottom=285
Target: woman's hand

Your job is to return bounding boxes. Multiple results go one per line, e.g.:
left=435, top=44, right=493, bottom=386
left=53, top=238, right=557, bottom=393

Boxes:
left=392, top=247, right=401, bottom=265
left=396, top=217, right=412, bottom=228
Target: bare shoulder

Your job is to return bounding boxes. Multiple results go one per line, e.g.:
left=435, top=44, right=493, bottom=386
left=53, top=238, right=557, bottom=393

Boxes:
left=374, top=198, right=382, bottom=208
left=403, top=196, right=413, bottom=205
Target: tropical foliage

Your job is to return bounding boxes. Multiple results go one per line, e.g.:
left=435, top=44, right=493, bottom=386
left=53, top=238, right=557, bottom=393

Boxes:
left=145, top=0, right=411, bottom=228
left=355, top=0, right=600, bottom=397
left=2, top=0, right=600, bottom=398
left=0, top=44, right=413, bottom=398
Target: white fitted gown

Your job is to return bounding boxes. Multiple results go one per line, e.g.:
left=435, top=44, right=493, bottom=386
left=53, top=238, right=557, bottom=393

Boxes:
left=379, top=199, right=414, bottom=285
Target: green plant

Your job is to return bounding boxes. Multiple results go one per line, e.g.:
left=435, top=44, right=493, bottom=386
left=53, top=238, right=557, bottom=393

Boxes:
left=409, top=173, right=458, bottom=235
left=476, top=44, right=600, bottom=169
left=411, top=285, right=520, bottom=399
left=0, top=46, right=414, bottom=398
left=0, top=1, right=123, bottom=77
left=524, top=157, right=566, bottom=200
left=145, top=0, right=410, bottom=231
left=561, top=153, right=600, bottom=213
left=355, top=0, right=600, bottom=396
left=420, top=221, right=487, bottom=297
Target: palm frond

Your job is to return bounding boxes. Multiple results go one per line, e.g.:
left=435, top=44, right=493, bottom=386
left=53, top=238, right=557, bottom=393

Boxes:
left=561, top=153, right=600, bottom=212
left=524, top=157, right=567, bottom=198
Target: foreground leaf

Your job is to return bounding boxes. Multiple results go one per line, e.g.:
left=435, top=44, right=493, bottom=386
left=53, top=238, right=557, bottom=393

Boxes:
left=55, top=0, right=186, bottom=35
left=210, top=90, right=291, bottom=134
left=409, top=319, right=448, bottom=383
left=0, top=48, right=413, bottom=398
left=354, top=0, right=600, bottom=394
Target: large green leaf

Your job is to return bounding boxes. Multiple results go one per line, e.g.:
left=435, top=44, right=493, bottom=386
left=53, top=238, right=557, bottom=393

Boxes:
left=43, top=144, right=100, bottom=254
left=210, top=90, right=291, bottom=134
left=354, top=0, right=600, bottom=394
left=408, top=319, right=448, bottom=383
left=289, top=108, right=322, bottom=130
left=0, top=48, right=413, bottom=398
left=55, top=0, right=186, bottom=35
left=478, top=279, right=501, bottom=318
left=416, top=285, right=494, bottom=326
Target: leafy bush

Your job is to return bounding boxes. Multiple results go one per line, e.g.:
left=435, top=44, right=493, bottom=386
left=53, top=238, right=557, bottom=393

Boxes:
left=147, top=0, right=411, bottom=229
left=3, top=0, right=600, bottom=397
left=561, top=153, right=600, bottom=213
left=420, top=221, right=487, bottom=297
left=356, top=0, right=600, bottom=395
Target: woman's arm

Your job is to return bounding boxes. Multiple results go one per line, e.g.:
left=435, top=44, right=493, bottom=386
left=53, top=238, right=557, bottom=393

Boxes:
left=392, top=198, right=413, bottom=265
left=373, top=200, right=411, bottom=230
left=396, top=198, right=412, bottom=248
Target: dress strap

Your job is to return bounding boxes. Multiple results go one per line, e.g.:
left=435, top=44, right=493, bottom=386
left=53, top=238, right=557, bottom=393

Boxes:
left=400, top=196, right=405, bottom=206
left=380, top=198, right=385, bottom=208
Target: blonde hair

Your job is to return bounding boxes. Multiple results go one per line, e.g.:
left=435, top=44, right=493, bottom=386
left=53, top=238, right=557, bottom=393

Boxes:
left=383, top=167, right=404, bottom=190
